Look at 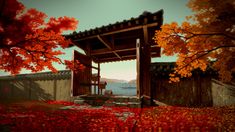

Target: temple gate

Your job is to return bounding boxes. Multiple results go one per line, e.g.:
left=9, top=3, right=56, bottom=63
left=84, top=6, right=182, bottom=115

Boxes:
left=67, top=10, right=163, bottom=103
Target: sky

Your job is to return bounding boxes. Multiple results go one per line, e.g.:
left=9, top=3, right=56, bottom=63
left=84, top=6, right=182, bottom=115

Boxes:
left=0, top=0, right=192, bottom=81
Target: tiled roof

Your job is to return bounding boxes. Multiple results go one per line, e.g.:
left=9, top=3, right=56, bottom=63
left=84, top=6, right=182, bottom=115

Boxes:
left=0, top=70, right=71, bottom=80
left=66, top=10, right=163, bottom=41
left=66, top=10, right=163, bottom=63
left=151, top=62, right=217, bottom=77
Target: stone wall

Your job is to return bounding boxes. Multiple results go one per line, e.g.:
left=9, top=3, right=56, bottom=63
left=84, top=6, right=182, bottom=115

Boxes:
left=212, top=79, right=235, bottom=106
left=0, top=70, right=73, bottom=102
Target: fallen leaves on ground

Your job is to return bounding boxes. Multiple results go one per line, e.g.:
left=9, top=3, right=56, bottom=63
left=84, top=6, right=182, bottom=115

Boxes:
left=0, top=101, right=234, bottom=131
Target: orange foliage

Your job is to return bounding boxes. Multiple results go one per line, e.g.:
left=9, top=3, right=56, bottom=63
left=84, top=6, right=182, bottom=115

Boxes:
left=0, top=0, right=81, bottom=74
left=154, top=0, right=235, bottom=82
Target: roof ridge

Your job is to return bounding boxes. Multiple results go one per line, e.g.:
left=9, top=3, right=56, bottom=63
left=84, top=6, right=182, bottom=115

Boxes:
left=0, top=70, right=71, bottom=80
left=66, top=9, right=163, bottom=37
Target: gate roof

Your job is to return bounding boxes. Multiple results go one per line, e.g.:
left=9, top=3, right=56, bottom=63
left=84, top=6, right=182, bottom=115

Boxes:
left=66, top=10, right=163, bottom=63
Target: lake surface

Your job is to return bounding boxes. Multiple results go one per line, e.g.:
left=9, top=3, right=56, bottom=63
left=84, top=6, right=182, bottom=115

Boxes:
left=92, top=82, right=136, bottom=96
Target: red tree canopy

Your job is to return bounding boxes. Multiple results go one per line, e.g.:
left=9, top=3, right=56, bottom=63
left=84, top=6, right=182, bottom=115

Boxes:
left=154, top=0, right=235, bottom=82
left=0, top=0, right=83, bottom=74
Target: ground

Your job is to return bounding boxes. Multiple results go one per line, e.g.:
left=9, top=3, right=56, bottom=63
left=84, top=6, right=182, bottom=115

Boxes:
left=0, top=100, right=234, bottom=131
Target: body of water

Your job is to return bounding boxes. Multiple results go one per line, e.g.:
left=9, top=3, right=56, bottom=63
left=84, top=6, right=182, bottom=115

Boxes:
left=92, top=82, right=136, bottom=96
left=106, top=82, right=136, bottom=96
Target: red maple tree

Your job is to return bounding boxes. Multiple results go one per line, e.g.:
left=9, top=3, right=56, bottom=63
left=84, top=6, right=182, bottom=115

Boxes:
left=0, top=0, right=83, bottom=74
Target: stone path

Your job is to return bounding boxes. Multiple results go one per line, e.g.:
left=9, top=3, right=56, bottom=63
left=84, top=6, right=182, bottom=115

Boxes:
left=74, top=95, right=141, bottom=108
left=60, top=105, right=137, bottom=121
left=61, top=95, right=142, bottom=122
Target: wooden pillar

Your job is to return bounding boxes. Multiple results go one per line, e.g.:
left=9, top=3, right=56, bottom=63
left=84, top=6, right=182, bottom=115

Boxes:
left=142, top=25, right=151, bottom=98
left=136, top=39, right=151, bottom=96
left=93, top=77, right=96, bottom=94
left=136, top=24, right=152, bottom=105
left=136, top=39, right=141, bottom=97
left=85, top=43, right=92, bottom=95
left=98, top=62, right=101, bottom=95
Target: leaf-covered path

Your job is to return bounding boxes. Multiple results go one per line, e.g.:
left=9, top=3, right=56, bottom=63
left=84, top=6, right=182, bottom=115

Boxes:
left=0, top=101, right=234, bottom=131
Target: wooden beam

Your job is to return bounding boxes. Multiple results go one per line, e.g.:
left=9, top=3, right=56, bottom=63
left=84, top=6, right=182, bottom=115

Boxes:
left=97, top=35, right=112, bottom=49
left=91, top=44, right=137, bottom=55
left=91, top=45, right=159, bottom=55
left=114, top=34, right=142, bottom=40
left=96, top=51, right=160, bottom=63
left=99, top=55, right=135, bottom=61
left=98, top=55, right=137, bottom=63
left=97, top=35, right=121, bottom=59
left=74, top=22, right=158, bottom=41
left=92, top=48, right=160, bottom=63
left=91, top=48, right=136, bottom=55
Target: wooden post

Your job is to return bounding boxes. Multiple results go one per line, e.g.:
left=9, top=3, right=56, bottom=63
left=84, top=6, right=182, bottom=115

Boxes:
left=93, top=75, right=96, bottom=94
left=98, top=62, right=100, bottom=95
left=136, top=25, right=152, bottom=106
left=85, top=43, right=92, bottom=95
left=143, top=25, right=151, bottom=96
left=94, top=85, right=96, bottom=94
left=136, top=39, right=141, bottom=98
left=143, top=25, right=152, bottom=105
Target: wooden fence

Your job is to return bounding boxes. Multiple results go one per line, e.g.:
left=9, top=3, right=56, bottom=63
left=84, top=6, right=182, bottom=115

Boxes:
left=150, top=62, right=235, bottom=107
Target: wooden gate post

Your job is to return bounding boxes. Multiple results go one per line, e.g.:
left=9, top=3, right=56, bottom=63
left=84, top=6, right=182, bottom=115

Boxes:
left=136, top=25, right=152, bottom=106
left=136, top=38, right=151, bottom=97
left=136, top=39, right=141, bottom=97
left=98, top=62, right=100, bottom=94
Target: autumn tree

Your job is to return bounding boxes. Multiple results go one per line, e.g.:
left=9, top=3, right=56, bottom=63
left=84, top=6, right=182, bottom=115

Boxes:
left=0, top=0, right=84, bottom=75
left=154, top=0, right=235, bottom=82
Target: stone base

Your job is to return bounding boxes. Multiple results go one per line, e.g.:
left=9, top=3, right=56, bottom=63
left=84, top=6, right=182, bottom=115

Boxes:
left=74, top=95, right=141, bottom=108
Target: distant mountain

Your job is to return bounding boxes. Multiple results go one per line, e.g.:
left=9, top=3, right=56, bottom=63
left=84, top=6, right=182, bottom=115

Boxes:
left=100, top=78, right=128, bottom=83
left=128, top=79, right=136, bottom=84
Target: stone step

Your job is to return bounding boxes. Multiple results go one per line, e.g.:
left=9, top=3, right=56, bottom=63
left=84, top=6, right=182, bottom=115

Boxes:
left=103, top=102, right=141, bottom=108
left=74, top=95, right=141, bottom=108
left=128, top=102, right=141, bottom=108
left=74, top=99, right=86, bottom=105
left=74, top=99, right=141, bottom=107
left=109, top=96, right=140, bottom=102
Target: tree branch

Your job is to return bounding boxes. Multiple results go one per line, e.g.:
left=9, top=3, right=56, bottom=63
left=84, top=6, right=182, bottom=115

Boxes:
left=176, top=45, right=235, bottom=74
left=186, top=32, right=235, bottom=40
